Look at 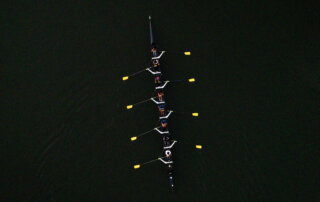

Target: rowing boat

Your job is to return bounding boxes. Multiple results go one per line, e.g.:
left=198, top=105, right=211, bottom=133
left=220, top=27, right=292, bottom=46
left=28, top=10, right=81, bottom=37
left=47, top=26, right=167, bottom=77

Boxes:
left=124, top=16, right=200, bottom=191
left=149, top=16, right=176, bottom=190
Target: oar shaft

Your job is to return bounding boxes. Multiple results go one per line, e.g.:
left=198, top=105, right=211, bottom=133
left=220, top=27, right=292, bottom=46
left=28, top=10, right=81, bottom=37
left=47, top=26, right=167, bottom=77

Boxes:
left=129, top=68, right=147, bottom=77
left=137, top=127, right=159, bottom=138
left=141, top=155, right=167, bottom=166
left=169, top=80, right=184, bottom=83
left=169, top=78, right=195, bottom=83
left=141, top=158, right=158, bottom=166
left=133, top=96, right=155, bottom=106
left=161, top=51, right=191, bottom=55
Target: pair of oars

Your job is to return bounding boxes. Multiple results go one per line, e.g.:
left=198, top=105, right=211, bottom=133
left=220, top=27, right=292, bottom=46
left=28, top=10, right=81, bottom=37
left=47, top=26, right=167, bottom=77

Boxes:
left=129, top=113, right=199, bottom=142
left=122, top=51, right=191, bottom=81
left=125, top=85, right=198, bottom=110
left=133, top=144, right=203, bottom=170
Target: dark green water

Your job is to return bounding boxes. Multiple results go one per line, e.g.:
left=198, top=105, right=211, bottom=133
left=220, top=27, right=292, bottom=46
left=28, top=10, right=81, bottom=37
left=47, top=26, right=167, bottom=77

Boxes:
left=2, top=1, right=319, bottom=201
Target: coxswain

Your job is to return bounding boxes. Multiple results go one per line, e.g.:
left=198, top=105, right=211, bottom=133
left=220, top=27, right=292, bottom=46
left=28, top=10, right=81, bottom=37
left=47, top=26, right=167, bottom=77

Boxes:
left=157, top=91, right=164, bottom=101
left=158, top=104, right=165, bottom=116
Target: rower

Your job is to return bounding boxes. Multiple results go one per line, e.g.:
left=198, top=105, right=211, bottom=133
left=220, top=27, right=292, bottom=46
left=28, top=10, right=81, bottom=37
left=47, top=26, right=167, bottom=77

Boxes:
left=151, top=45, right=157, bottom=57
left=151, top=47, right=157, bottom=53
left=161, top=119, right=167, bottom=129
left=152, top=59, right=160, bottom=67
left=157, top=91, right=164, bottom=101
left=165, top=149, right=172, bottom=157
left=158, top=104, right=165, bottom=116
left=163, top=136, right=170, bottom=147
left=163, top=135, right=170, bottom=141
left=155, top=76, right=162, bottom=85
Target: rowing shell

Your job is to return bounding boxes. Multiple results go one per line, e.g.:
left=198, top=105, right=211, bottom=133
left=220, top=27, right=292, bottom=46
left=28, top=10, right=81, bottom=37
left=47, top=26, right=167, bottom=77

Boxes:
left=128, top=16, right=197, bottom=190
left=149, top=16, right=176, bottom=190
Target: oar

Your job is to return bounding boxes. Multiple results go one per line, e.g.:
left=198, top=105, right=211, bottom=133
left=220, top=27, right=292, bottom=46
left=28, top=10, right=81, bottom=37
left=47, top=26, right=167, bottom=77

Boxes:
left=133, top=156, right=166, bottom=169
left=126, top=97, right=156, bottom=110
left=170, top=111, right=199, bottom=117
left=133, top=144, right=203, bottom=169
left=169, top=78, right=196, bottom=83
left=161, top=51, right=191, bottom=56
left=130, top=127, right=160, bottom=141
left=122, top=68, right=148, bottom=81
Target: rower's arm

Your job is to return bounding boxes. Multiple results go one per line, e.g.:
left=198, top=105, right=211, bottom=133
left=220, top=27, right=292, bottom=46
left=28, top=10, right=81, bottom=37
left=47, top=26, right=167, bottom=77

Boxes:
left=158, top=158, right=173, bottom=164
left=163, top=140, right=177, bottom=149
left=152, top=51, right=165, bottom=60
left=155, top=128, right=169, bottom=134
left=156, top=81, right=170, bottom=90
left=160, top=110, right=173, bottom=119
left=151, top=98, right=165, bottom=105
left=146, top=68, right=161, bottom=75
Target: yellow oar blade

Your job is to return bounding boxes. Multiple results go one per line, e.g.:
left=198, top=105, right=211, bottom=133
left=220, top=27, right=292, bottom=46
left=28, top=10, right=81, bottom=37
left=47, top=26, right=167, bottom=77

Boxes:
left=192, top=112, right=199, bottom=117
left=126, top=105, right=133, bottom=110
left=195, top=145, right=202, bottom=149
left=188, top=78, right=196, bottom=82
left=122, top=76, right=129, bottom=81
left=184, top=51, right=191, bottom=55
left=134, top=164, right=140, bottom=169
left=131, top=136, right=137, bottom=141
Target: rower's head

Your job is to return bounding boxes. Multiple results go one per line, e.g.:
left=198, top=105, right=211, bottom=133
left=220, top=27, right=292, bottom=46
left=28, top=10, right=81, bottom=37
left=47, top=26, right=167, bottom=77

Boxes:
left=161, top=119, right=167, bottom=127
left=155, top=76, right=161, bottom=83
left=158, top=104, right=165, bottom=109
left=165, top=150, right=172, bottom=157
left=157, top=91, right=164, bottom=96
left=153, top=59, right=159, bottom=67
left=157, top=92, right=164, bottom=100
